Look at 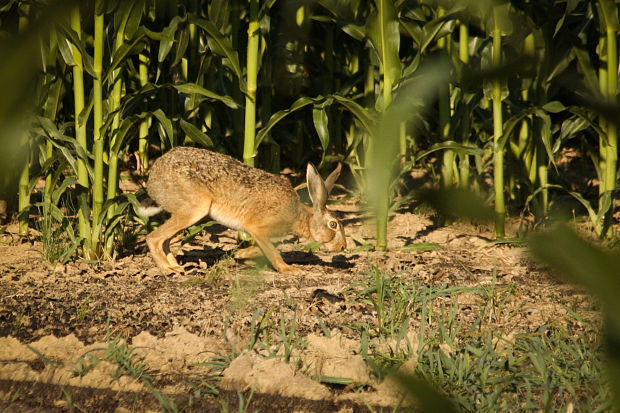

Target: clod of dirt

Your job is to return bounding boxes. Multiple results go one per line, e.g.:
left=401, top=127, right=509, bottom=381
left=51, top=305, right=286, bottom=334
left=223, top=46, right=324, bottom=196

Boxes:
left=221, top=351, right=331, bottom=400
left=132, top=326, right=223, bottom=373
left=300, top=332, right=370, bottom=383
left=0, top=334, right=146, bottom=393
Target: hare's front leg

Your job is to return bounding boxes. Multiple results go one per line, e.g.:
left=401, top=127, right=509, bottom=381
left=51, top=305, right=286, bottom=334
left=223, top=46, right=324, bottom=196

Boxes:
left=146, top=206, right=209, bottom=274
left=249, top=232, right=298, bottom=274
left=234, top=245, right=263, bottom=259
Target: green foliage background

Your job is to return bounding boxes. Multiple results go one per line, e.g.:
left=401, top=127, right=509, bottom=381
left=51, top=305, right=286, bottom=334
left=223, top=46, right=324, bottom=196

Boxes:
left=0, top=0, right=619, bottom=409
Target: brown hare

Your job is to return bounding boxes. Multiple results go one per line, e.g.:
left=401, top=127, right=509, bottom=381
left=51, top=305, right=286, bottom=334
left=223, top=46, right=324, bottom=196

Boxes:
left=139, top=147, right=346, bottom=274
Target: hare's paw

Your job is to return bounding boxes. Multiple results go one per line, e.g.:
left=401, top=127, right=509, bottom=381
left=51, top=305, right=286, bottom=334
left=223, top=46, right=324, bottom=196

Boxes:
left=275, top=263, right=302, bottom=275
left=235, top=246, right=263, bottom=260
left=168, top=265, right=185, bottom=274
left=153, top=260, right=184, bottom=275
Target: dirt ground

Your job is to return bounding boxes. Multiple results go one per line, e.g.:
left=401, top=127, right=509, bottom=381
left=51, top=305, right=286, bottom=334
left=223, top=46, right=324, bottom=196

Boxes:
left=0, top=202, right=601, bottom=412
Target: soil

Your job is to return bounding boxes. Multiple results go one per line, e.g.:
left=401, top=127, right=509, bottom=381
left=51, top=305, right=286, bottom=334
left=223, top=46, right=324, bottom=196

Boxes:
left=0, top=202, right=601, bottom=412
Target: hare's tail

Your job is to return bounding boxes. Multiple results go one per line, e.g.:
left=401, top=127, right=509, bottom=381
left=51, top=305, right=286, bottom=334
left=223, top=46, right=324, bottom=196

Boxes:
left=137, top=197, right=163, bottom=217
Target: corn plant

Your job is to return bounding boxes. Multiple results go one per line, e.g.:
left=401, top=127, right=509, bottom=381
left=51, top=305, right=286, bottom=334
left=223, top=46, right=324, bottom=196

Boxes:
left=0, top=0, right=617, bottom=262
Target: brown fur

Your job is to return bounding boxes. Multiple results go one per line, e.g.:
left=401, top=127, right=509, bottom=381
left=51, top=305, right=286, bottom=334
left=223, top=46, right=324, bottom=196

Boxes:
left=141, top=147, right=346, bottom=274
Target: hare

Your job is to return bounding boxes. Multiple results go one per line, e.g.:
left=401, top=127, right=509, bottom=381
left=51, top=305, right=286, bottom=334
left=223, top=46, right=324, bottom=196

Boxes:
left=139, top=147, right=346, bottom=274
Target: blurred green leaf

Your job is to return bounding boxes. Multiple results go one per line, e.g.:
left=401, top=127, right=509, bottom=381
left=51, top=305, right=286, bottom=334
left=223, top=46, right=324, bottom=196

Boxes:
left=395, top=373, right=460, bottom=413
left=529, top=226, right=620, bottom=323
left=419, top=188, right=494, bottom=222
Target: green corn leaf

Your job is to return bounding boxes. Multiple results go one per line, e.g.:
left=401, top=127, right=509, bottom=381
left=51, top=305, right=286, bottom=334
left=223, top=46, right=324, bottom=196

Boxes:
left=56, top=29, right=76, bottom=67
left=114, top=0, right=145, bottom=39
left=256, top=96, right=324, bottom=151
left=312, top=100, right=331, bottom=165
left=57, top=25, right=96, bottom=77
left=341, top=23, right=366, bottom=41
left=180, top=119, right=215, bottom=148
left=157, top=15, right=184, bottom=64
left=419, top=13, right=458, bottom=55
left=542, top=101, right=566, bottom=113
left=331, top=95, right=376, bottom=134
left=102, top=30, right=147, bottom=83
left=52, top=176, right=77, bottom=205
left=172, top=21, right=190, bottom=68
left=572, top=46, right=601, bottom=95
left=188, top=14, right=242, bottom=79
left=151, top=109, right=174, bottom=147
left=173, top=82, right=238, bottom=108
left=557, top=117, right=588, bottom=148
left=534, top=108, right=556, bottom=168
left=567, top=107, right=607, bottom=142
left=111, top=116, right=142, bottom=154
left=415, top=141, right=483, bottom=162
left=400, top=20, right=422, bottom=47
left=365, top=0, right=402, bottom=84
left=399, top=242, right=441, bottom=251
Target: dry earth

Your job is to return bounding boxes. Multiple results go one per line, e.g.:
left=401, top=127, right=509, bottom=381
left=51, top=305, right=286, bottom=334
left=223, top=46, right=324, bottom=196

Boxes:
left=0, top=205, right=600, bottom=412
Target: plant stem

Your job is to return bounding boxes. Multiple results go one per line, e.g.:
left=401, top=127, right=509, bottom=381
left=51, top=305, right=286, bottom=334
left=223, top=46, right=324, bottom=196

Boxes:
left=231, top=0, right=244, bottom=152
left=492, top=12, right=505, bottom=238
left=17, top=5, right=30, bottom=238
left=107, top=14, right=126, bottom=221
left=70, top=6, right=92, bottom=253
left=43, top=31, right=62, bottom=203
left=138, top=52, right=149, bottom=171
left=438, top=7, right=454, bottom=188
left=459, top=22, right=469, bottom=63
left=91, top=10, right=105, bottom=256
left=457, top=22, right=471, bottom=188
left=375, top=0, right=394, bottom=252
left=598, top=35, right=608, bottom=199
left=603, top=22, right=617, bottom=235
left=18, top=139, right=29, bottom=238
left=243, top=0, right=260, bottom=167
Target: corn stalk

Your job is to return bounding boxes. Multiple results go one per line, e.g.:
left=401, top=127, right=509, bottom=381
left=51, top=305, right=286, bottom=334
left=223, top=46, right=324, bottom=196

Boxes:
left=366, top=0, right=401, bottom=250
left=457, top=20, right=470, bottom=188
left=599, top=0, right=618, bottom=236
left=243, top=0, right=260, bottom=166
left=138, top=52, right=149, bottom=171
left=91, top=9, right=105, bottom=256
left=70, top=6, right=92, bottom=253
left=491, top=6, right=506, bottom=238
left=17, top=4, right=30, bottom=237
left=437, top=6, right=454, bottom=188
left=106, top=12, right=126, bottom=222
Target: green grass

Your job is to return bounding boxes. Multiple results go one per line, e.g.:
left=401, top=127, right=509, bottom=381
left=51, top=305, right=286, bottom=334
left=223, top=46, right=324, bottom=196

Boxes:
left=15, top=258, right=610, bottom=412
left=341, top=265, right=608, bottom=411
left=36, top=203, right=79, bottom=264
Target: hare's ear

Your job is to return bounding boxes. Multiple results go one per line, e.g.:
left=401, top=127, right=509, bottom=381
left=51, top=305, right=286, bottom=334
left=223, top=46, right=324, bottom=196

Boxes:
left=307, top=163, right=327, bottom=209
left=324, top=163, right=341, bottom=195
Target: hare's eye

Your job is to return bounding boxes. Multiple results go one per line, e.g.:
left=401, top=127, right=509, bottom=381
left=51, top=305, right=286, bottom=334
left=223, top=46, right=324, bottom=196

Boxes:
left=328, top=220, right=338, bottom=230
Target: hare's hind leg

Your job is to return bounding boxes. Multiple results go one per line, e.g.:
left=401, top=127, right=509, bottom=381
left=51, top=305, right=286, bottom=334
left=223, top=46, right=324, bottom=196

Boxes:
left=146, top=203, right=210, bottom=273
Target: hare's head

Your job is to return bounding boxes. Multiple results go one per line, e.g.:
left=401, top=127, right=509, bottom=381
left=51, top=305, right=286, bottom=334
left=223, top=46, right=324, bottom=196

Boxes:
left=306, top=163, right=346, bottom=252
